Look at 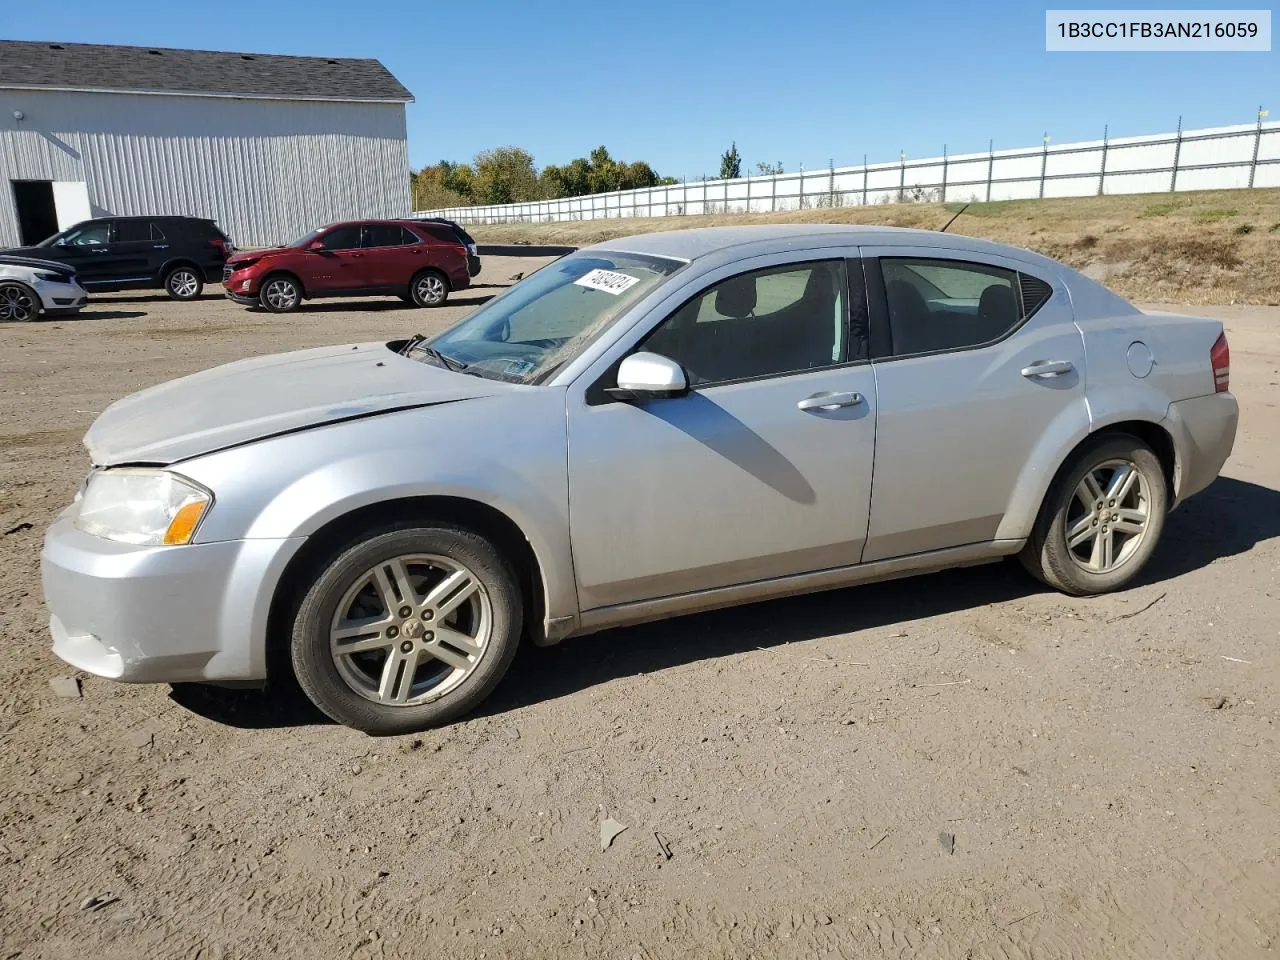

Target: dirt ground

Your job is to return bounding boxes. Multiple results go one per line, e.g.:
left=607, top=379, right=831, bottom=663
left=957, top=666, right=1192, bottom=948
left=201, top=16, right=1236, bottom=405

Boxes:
left=1, top=257, right=1277, bottom=960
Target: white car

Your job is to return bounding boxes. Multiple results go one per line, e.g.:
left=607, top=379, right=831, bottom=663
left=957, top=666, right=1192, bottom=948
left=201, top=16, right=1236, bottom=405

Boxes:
left=42, top=226, right=1237, bottom=734
left=0, top=255, right=88, bottom=322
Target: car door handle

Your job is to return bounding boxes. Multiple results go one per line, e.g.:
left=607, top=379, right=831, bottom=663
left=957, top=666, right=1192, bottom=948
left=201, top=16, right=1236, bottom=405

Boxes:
left=798, top=391, right=864, bottom=411
left=1020, top=360, right=1075, bottom=378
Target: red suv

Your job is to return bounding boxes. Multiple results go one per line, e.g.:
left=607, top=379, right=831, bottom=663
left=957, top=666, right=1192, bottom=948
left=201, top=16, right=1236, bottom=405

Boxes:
left=223, top=220, right=472, bottom=313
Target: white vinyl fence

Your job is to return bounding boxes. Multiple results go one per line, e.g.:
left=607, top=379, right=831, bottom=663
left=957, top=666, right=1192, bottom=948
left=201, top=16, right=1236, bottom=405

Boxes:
left=415, top=120, right=1280, bottom=226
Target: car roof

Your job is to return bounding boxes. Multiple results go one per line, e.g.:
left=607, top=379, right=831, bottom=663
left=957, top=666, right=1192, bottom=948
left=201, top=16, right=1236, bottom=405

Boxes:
left=589, top=224, right=1060, bottom=270
left=81, top=215, right=213, bottom=223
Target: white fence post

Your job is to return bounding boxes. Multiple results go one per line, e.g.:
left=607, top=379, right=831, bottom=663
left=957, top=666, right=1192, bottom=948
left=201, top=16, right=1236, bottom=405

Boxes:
left=1098, top=125, right=1108, bottom=196
left=985, top=139, right=994, bottom=202
left=1249, top=106, right=1264, bottom=189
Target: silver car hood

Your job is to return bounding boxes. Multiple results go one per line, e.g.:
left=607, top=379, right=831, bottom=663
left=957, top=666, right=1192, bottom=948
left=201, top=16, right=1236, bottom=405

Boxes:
left=85, top=342, right=501, bottom=466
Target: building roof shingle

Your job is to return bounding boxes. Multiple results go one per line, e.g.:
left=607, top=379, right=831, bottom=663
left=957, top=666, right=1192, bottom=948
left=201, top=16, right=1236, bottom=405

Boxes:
left=0, top=40, right=413, bottom=102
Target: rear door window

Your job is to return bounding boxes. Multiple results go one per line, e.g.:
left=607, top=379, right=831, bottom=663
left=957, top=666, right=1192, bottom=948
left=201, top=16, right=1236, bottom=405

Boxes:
left=362, top=224, right=409, bottom=248
left=113, top=221, right=152, bottom=243
left=880, top=258, right=1021, bottom=355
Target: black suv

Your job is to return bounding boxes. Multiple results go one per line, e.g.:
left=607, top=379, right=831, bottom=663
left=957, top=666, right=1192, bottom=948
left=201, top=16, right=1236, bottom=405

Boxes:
left=2, top=216, right=233, bottom=301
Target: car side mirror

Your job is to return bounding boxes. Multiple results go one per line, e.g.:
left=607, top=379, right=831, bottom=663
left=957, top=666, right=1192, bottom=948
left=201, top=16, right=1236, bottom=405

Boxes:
left=607, top=352, right=689, bottom=401
left=308, top=240, right=326, bottom=251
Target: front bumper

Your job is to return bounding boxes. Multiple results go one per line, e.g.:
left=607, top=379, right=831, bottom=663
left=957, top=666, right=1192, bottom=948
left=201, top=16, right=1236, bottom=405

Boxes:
left=41, top=515, right=304, bottom=683
left=1165, top=392, right=1239, bottom=507
left=225, top=289, right=258, bottom=306
left=33, top=277, right=87, bottom=314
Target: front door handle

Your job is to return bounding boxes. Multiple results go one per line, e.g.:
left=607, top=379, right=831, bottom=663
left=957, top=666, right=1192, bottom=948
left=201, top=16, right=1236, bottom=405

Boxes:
left=798, top=391, right=864, bottom=412
left=1021, top=359, right=1075, bottom=378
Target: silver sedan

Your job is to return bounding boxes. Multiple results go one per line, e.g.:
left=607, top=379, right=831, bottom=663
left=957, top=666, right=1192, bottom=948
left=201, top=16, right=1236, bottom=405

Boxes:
left=41, top=226, right=1238, bottom=733
left=0, top=256, right=88, bottom=321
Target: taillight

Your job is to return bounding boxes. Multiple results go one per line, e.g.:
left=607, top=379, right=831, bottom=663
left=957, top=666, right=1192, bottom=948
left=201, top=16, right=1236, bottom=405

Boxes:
left=1211, top=332, right=1230, bottom=393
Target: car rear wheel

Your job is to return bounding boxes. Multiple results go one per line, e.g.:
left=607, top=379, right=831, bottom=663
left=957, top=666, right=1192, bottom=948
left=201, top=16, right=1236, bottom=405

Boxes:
left=164, top=265, right=204, bottom=301
left=260, top=275, right=301, bottom=313
left=289, top=523, right=523, bottom=734
left=0, top=281, right=39, bottom=322
left=410, top=270, right=449, bottom=308
left=1020, top=435, right=1167, bottom=595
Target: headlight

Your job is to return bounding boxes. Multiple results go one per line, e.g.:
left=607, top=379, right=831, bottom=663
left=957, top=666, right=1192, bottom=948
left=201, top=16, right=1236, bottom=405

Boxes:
left=75, top=469, right=213, bottom=546
left=34, top=271, right=65, bottom=282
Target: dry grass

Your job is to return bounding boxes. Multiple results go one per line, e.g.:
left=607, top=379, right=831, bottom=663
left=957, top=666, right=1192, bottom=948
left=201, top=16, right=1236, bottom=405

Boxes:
left=469, top=188, right=1280, bottom=305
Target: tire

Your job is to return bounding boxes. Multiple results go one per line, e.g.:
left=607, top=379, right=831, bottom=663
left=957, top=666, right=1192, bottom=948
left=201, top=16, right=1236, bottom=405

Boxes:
left=409, top=269, right=449, bottom=307
left=259, top=274, right=302, bottom=313
left=289, top=523, right=523, bottom=734
left=163, top=265, right=204, bottom=301
left=0, top=281, right=40, bottom=322
left=1019, top=434, right=1168, bottom=595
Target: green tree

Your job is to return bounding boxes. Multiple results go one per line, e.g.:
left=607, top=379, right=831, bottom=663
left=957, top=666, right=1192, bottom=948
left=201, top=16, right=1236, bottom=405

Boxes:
left=720, top=142, right=742, bottom=180
left=411, top=163, right=472, bottom=209
left=473, top=147, right=540, bottom=204
left=439, top=161, right=476, bottom=200
left=754, top=160, right=784, bottom=176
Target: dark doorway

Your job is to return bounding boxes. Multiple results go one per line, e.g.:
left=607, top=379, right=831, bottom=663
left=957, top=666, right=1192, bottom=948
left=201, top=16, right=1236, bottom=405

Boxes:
left=12, top=180, right=58, bottom=245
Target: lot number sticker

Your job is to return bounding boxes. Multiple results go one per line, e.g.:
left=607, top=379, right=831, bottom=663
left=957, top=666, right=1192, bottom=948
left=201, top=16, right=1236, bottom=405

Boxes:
left=574, top=268, right=642, bottom=295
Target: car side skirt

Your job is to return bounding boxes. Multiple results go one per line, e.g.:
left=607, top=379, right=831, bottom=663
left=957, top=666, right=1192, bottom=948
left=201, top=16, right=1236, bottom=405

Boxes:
left=559, top=539, right=1023, bottom=641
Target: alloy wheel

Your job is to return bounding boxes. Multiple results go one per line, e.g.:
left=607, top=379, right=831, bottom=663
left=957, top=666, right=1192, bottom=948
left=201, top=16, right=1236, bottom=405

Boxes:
left=168, top=269, right=200, bottom=298
left=329, top=554, right=492, bottom=706
left=416, top=274, right=446, bottom=305
left=264, top=279, right=298, bottom=311
left=1064, top=458, right=1150, bottom=573
left=0, top=284, right=36, bottom=322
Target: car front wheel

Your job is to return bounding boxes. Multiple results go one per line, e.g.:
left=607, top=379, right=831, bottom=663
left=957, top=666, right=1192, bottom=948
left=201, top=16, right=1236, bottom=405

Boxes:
left=289, top=523, right=523, bottom=734
left=1020, top=434, right=1168, bottom=595
left=410, top=270, right=449, bottom=307
left=0, top=281, right=39, bottom=322
left=259, top=275, right=301, bottom=313
left=164, top=266, right=204, bottom=301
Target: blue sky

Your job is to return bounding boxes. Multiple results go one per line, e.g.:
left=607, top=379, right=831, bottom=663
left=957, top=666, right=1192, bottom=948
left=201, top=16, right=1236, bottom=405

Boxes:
left=4, top=1, right=1275, bottom=178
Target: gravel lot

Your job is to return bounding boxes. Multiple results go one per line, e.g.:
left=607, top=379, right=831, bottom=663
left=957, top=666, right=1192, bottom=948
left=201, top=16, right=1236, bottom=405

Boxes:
left=1, top=258, right=1277, bottom=959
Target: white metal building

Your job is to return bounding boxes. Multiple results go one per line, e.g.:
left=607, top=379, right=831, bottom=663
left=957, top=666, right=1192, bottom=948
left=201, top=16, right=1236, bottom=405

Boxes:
left=0, top=40, right=413, bottom=247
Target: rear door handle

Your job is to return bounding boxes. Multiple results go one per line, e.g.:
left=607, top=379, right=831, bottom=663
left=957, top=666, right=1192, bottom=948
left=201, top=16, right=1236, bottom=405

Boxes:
left=798, top=391, right=864, bottom=411
left=1020, top=359, right=1075, bottom=378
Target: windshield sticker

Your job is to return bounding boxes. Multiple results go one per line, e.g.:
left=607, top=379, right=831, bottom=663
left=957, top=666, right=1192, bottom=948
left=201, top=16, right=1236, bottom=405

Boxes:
left=573, top=268, right=642, bottom=296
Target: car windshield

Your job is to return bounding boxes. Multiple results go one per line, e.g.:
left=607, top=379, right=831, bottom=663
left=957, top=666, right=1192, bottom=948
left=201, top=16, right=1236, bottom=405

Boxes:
left=287, top=228, right=324, bottom=248
left=421, top=251, right=684, bottom=384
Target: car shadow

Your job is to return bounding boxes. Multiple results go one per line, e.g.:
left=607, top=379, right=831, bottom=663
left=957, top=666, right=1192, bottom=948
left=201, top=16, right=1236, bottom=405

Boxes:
left=46, top=310, right=148, bottom=322
left=476, top=475, right=1280, bottom=719
left=275, top=293, right=496, bottom=314
left=167, top=475, right=1280, bottom=732
left=167, top=680, right=333, bottom=729
left=89, top=293, right=222, bottom=304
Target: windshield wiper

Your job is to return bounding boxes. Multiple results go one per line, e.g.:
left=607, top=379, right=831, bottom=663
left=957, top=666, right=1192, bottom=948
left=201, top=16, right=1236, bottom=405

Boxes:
left=402, top=335, right=469, bottom=373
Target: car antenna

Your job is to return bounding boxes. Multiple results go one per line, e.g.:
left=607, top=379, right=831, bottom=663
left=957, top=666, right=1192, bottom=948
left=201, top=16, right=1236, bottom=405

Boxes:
left=939, top=202, right=970, bottom=233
